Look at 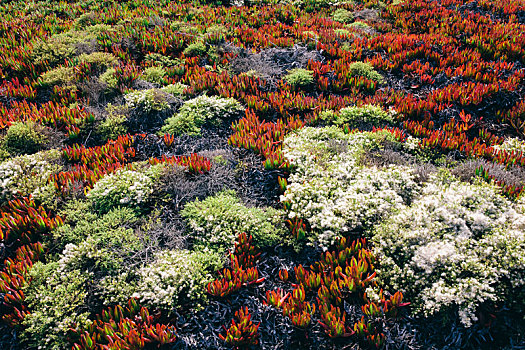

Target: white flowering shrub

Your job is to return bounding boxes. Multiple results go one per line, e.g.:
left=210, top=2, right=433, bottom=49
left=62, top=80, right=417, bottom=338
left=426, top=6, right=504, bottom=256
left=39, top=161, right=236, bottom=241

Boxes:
left=87, top=164, right=163, bottom=212
left=335, top=105, right=395, bottom=127
left=132, top=249, right=224, bottom=310
left=182, top=190, right=287, bottom=252
left=372, top=172, right=525, bottom=327
left=281, top=126, right=419, bottom=248
left=0, top=150, right=61, bottom=204
left=161, top=94, right=244, bottom=136
left=493, top=137, right=525, bottom=153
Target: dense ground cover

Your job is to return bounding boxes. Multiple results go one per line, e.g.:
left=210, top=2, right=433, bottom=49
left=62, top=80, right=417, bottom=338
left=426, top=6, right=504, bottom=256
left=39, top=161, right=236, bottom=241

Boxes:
left=0, top=0, right=524, bottom=348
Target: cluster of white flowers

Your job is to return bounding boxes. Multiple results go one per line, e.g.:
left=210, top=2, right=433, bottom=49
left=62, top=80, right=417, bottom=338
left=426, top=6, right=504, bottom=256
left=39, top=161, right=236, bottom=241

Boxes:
left=132, top=249, right=224, bottom=310
left=124, top=88, right=172, bottom=113
left=0, top=150, right=61, bottom=204
left=281, top=126, right=419, bottom=248
left=493, top=137, right=525, bottom=154
left=87, top=164, right=163, bottom=212
left=373, top=173, right=525, bottom=327
left=177, top=94, right=244, bottom=121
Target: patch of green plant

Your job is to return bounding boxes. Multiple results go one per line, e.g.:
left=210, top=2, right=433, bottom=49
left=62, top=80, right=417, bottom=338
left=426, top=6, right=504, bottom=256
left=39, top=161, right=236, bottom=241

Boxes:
left=161, top=94, right=244, bottom=136
left=325, top=104, right=395, bottom=127
left=183, top=41, right=207, bottom=57
left=181, top=190, right=287, bottom=252
left=144, top=53, right=182, bottom=67
left=349, top=61, right=385, bottom=84
left=283, top=68, right=314, bottom=89
left=4, top=121, right=48, bottom=155
left=332, top=8, right=354, bottom=23
left=98, top=104, right=129, bottom=141
left=161, top=82, right=188, bottom=97
left=141, top=66, right=167, bottom=84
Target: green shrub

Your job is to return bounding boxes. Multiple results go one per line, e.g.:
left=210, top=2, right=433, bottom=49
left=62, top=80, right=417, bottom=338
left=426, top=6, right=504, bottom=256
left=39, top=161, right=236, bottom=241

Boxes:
left=4, top=121, right=48, bottom=155
left=330, top=104, right=395, bottom=127
left=98, top=104, right=129, bottom=141
left=0, top=150, right=61, bottom=205
left=131, top=249, right=224, bottom=310
left=144, top=53, right=182, bottom=67
left=348, top=21, right=371, bottom=30
left=99, top=67, right=118, bottom=89
left=332, top=8, right=354, bottom=23
left=77, top=52, right=118, bottom=69
left=141, top=66, right=166, bottom=84
left=53, top=200, right=140, bottom=252
left=87, top=164, right=164, bottom=213
left=124, top=88, right=173, bottom=113
left=21, top=262, right=91, bottom=350
left=161, top=83, right=188, bottom=97
left=39, top=66, right=76, bottom=87
left=349, top=61, right=384, bottom=84
left=283, top=68, right=314, bottom=89
left=182, top=190, right=287, bottom=252
left=183, top=41, right=207, bottom=57
left=161, top=95, right=244, bottom=136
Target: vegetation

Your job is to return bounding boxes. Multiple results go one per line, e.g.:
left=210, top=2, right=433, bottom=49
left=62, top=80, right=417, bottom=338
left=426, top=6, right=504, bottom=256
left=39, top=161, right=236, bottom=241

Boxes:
left=0, top=0, right=524, bottom=349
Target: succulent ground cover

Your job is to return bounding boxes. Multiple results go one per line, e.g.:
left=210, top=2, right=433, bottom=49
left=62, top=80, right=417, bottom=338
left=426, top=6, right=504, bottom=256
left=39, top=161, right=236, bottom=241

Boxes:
left=0, top=0, right=524, bottom=349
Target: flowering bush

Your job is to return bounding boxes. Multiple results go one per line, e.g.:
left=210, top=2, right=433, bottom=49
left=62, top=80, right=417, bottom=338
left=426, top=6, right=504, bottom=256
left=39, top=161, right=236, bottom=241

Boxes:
left=0, top=150, right=61, bottom=204
left=182, top=190, right=287, bottom=252
left=87, top=164, right=164, bottom=212
left=161, top=94, right=244, bottom=136
left=493, top=137, right=525, bottom=153
left=372, top=172, right=525, bottom=327
left=281, top=127, right=419, bottom=248
left=132, top=249, right=224, bottom=310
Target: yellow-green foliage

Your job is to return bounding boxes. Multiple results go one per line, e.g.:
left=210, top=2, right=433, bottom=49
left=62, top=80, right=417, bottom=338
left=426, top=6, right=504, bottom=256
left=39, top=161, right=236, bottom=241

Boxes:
left=332, top=8, right=354, bottom=23
left=349, top=61, right=384, bottom=84
left=144, top=53, right=182, bottom=67
left=141, top=66, right=166, bottom=84
left=98, top=104, right=129, bottom=141
left=183, top=41, right=207, bottom=57
left=4, top=121, right=48, bottom=155
left=39, top=66, right=76, bottom=87
left=283, top=68, right=314, bottom=88
left=99, top=67, right=118, bottom=89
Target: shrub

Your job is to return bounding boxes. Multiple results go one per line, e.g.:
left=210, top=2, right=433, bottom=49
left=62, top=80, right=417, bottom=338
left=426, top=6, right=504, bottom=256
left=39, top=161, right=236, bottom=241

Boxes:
left=77, top=52, right=118, bottom=69
left=98, top=104, right=129, bottom=141
left=87, top=164, right=164, bottom=213
left=141, top=66, right=166, bottom=84
left=349, top=61, right=385, bottom=84
left=53, top=200, right=140, bottom=253
left=132, top=249, right=224, bottom=310
left=144, top=53, right=182, bottom=67
left=281, top=127, right=419, bottom=248
left=39, top=66, right=76, bottom=87
left=21, top=262, right=91, bottom=350
left=99, top=67, right=118, bottom=89
left=0, top=150, right=61, bottom=204
left=161, top=82, right=188, bottom=97
left=182, top=190, right=287, bottom=252
left=183, top=41, right=207, bottom=57
left=283, top=68, right=314, bottom=89
left=4, top=121, right=48, bottom=155
left=348, top=21, right=371, bottom=30
left=373, top=172, right=525, bottom=327
left=124, top=88, right=173, bottom=113
left=161, top=95, right=244, bottom=136
left=330, top=104, right=395, bottom=127
left=332, top=8, right=354, bottom=23
left=493, top=137, right=525, bottom=153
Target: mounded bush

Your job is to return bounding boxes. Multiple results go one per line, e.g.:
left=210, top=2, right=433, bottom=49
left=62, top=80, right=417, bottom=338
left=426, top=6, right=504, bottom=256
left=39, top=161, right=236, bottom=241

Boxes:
left=349, top=61, right=384, bottom=84
left=323, top=104, right=395, bottom=128
left=87, top=164, right=164, bottom=213
left=124, top=88, right=174, bottom=113
left=182, top=190, right=287, bottom=252
left=183, top=41, right=207, bottom=57
left=144, top=53, right=182, bottom=67
left=373, top=172, right=525, bottom=327
left=98, top=104, right=129, bottom=141
left=283, top=68, right=314, bottom=89
left=141, top=66, right=166, bottom=84
left=4, top=121, right=48, bottom=155
left=0, top=149, right=61, bottom=205
left=281, top=126, right=419, bottom=248
left=131, top=249, right=224, bottom=310
left=332, top=8, right=354, bottom=23
left=161, top=94, right=244, bottom=136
